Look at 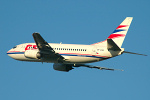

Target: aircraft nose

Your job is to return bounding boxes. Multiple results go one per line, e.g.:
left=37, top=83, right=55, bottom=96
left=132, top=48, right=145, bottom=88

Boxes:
left=7, top=49, right=16, bottom=59
left=7, top=49, right=12, bottom=57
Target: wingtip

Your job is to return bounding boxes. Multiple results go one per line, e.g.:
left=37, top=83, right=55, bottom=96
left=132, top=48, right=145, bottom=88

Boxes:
left=114, top=69, right=124, bottom=71
left=143, top=54, right=148, bottom=56
left=32, top=32, right=40, bottom=36
left=126, top=17, right=133, bottom=19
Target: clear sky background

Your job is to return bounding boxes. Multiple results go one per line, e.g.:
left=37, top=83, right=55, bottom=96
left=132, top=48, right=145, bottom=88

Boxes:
left=0, top=0, right=150, bottom=100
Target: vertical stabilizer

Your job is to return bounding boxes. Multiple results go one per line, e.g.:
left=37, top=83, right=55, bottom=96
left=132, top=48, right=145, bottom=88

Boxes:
left=107, top=17, right=133, bottom=47
left=92, top=17, right=133, bottom=47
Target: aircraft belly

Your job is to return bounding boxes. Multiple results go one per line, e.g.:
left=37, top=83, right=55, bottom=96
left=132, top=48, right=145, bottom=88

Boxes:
left=9, top=54, right=40, bottom=62
left=18, top=54, right=57, bottom=63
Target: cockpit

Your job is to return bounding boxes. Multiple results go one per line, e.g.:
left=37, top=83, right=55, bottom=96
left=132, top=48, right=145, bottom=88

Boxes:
left=12, top=46, right=17, bottom=49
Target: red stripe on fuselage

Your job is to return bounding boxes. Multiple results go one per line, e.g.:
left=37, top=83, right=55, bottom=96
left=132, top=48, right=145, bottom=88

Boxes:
left=7, top=51, right=25, bottom=53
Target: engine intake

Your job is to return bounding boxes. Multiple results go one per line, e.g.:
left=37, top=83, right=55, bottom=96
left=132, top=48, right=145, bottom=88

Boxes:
left=24, top=50, right=41, bottom=59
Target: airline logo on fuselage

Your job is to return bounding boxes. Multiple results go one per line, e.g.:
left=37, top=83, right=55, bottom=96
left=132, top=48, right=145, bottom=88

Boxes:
left=25, top=44, right=37, bottom=50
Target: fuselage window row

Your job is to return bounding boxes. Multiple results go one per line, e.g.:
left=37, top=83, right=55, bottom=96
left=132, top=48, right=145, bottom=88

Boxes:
left=53, top=48, right=87, bottom=51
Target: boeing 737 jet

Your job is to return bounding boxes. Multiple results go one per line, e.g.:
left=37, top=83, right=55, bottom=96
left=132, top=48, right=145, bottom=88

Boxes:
left=7, top=17, right=146, bottom=72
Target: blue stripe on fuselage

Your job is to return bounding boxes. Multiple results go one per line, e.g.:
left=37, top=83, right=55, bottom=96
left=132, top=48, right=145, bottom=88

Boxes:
left=7, top=52, right=107, bottom=59
left=60, top=54, right=105, bottom=59
left=7, top=52, right=24, bottom=54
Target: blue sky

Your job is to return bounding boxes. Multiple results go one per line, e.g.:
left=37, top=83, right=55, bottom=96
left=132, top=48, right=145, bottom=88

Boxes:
left=0, top=0, right=150, bottom=100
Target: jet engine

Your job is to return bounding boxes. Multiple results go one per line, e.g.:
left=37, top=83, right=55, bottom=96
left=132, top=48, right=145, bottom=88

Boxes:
left=53, top=63, right=73, bottom=72
left=24, top=50, right=41, bottom=59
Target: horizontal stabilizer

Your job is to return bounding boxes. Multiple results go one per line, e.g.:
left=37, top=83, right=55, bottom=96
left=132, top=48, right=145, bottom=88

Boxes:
left=123, top=51, right=147, bottom=56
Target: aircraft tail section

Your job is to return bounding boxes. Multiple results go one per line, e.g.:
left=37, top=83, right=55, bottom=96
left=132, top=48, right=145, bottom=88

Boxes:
left=107, top=39, right=121, bottom=51
left=92, top=17, right=133, bottom=47
left=108, top=17, right=133, bottom=47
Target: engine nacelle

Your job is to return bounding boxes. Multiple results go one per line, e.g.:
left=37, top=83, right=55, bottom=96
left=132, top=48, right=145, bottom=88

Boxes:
left=53, top=63, right=73, bottom=72
left=24, top=50, right=41, bottom=59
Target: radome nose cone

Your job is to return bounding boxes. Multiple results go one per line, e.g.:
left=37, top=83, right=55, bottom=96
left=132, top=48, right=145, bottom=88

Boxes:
left=7, top=49, right=15, bottom=59
left=7, top=50, right=12, bottom=57
left=7, top=50, right=10, bottom=55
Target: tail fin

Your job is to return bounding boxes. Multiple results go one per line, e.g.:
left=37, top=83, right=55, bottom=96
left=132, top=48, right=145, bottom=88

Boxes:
left=107, top=17, right=133, bottom=47
left=92, top=17, right=133, bottom=47
left=92, top=17, right=147, bottom=56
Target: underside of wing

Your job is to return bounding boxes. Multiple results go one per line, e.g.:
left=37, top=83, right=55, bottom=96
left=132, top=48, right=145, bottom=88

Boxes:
left=73, top=64, right=124, bottom=71
left=53, top=63, right=124, bottom=72
left=32, top=33, right=64, bottom=62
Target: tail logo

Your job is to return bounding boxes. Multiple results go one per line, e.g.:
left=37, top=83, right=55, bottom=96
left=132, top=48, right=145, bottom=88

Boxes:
left=116, top=25, right=128, bottom=29
left=108, top=25, right=128, bottom=39
left=108, top=34, right=125, bottom=39
left=113, top=25, right=128, bottom=33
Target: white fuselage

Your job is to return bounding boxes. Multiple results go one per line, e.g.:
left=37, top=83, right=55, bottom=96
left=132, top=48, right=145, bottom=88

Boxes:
left=7, top=43, right=121, bottom=64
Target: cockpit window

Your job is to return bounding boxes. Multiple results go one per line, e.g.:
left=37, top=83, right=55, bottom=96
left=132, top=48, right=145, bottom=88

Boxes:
left=13, top=46, right=17, bottom=49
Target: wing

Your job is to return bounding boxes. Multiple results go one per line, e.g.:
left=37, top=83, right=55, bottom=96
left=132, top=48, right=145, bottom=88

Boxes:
left=32, top=33, right=64, bottom=61
left=74, top=64, right=124, bottom=71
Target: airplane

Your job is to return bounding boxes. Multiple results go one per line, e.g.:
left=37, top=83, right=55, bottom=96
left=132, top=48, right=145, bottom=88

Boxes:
left=7, top=17, right=147, bottom=72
